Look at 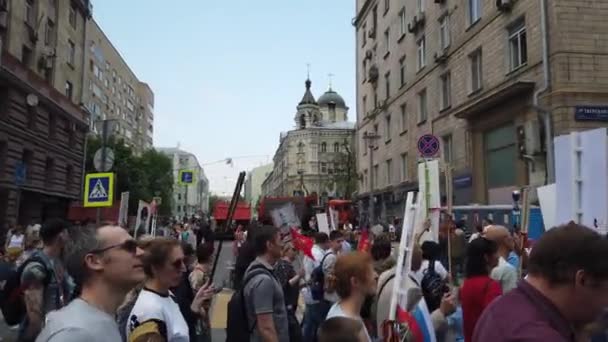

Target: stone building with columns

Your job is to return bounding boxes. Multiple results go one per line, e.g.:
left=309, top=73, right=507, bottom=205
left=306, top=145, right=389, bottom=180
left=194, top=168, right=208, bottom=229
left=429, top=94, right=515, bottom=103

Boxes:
left=262, top=79, right=356, bottom=200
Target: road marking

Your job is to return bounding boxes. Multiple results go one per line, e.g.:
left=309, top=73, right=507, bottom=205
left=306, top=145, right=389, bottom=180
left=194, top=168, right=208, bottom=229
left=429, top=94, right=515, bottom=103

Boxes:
left=210, top=290, right=233, bottom=329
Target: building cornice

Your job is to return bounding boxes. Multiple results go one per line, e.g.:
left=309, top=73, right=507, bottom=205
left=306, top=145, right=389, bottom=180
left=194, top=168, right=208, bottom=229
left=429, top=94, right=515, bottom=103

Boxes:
left=353, top=0, right=375, bottom=28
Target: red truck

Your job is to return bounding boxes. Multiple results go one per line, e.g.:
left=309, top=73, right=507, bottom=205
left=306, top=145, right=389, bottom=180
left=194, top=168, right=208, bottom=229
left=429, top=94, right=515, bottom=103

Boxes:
left=212, top=200, right=251, bottom=239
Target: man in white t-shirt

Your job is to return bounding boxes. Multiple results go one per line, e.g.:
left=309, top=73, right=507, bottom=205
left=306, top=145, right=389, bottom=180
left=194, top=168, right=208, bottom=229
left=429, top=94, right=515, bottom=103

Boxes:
left=485, top=225, right=518, bottom=293
left=37, top=225, right=145, bottom=342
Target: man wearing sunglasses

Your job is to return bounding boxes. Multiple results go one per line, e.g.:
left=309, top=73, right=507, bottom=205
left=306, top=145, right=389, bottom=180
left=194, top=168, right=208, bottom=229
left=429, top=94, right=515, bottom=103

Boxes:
left=36, top=225, right=145, bottom=342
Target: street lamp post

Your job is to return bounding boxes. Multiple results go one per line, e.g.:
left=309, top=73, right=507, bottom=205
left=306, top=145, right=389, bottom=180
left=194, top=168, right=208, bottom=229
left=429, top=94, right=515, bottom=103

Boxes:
left=362, top=131, right=380, bottom=225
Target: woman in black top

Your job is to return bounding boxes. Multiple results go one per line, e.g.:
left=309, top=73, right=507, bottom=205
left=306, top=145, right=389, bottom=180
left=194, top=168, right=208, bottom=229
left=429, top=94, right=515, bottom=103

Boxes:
left=274, top=242, right=304, bottom=342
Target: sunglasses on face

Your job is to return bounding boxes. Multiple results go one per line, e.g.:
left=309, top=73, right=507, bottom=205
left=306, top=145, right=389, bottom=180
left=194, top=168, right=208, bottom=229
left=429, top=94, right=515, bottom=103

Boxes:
left=91, top=239, right=138, bottom=255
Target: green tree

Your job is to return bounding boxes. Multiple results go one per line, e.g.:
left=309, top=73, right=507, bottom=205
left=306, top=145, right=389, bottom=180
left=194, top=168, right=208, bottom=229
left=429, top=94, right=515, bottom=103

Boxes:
left=85, top=136, right=173, bottom=216
left=323, top=139, right=357, bottom=199
left=208, top=194, right=222, bottom=212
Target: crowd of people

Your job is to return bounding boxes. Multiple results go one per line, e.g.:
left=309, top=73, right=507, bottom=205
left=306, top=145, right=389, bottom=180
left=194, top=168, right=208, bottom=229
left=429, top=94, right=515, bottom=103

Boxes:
left=230, top=219, right=608, bottom=342
left=0, top=218, right=217, bottom=342
left=0, top=216, right=606, bottom=341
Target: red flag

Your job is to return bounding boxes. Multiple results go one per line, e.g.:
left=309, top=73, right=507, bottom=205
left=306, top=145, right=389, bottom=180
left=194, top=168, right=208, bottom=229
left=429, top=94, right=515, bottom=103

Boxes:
left=290, top=228, right=314, bottom=260
left=358, top=229, right=371, bottom=252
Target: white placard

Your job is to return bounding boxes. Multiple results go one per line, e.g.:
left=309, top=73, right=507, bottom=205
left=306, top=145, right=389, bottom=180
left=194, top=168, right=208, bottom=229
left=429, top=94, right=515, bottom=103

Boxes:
left=316, top=213, right=330, bottom=235
left=117, top=191, right=129, bottom=228
left=417, top=159, right=441, bottom=242
left=555, top=128, right=608, bottom=228
left=270, top=203, right=301, bottom=235
left=537, top=184, right=557, bottom=230
left=134, top=200, right=151, bottom=239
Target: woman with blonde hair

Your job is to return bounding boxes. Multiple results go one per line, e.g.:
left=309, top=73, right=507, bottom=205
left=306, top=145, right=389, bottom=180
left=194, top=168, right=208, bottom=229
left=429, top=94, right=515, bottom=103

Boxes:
left=325, top=251, right=378, bottom=342
left=274, top=241, right=304, bottom=342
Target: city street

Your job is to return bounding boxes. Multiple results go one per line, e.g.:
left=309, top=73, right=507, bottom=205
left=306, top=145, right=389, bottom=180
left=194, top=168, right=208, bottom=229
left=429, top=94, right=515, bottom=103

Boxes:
left=209, top=240, right=234, bottom=342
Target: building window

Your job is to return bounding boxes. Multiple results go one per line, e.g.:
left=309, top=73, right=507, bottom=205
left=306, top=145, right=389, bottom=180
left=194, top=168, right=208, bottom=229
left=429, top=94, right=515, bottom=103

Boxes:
left=321, top=142, right=327, bottom=153
left=49, top=114, right=56, bottom=138
left=401, top=153, right=408, bottom=181
left=334, top=142, right=340, bottom=152
left=22, top=46, right=33, bottom=68
left=470, top=49, right=483, bottom=92
left=399, top=57, right=406, bottom=87
left=66, top=165, right=73, bottom=189
left=400, top=103, right=407, bottom=132
left=399, top=8, right=407, bottom=37
left=418, top=89, right=427, bottom=122
left=321, top=162, right=327, bottom=173
left=417, top=36, right=426, bottom=71
left=442, top=134, right=453, bottom=163
left=362, top=96, right=367, bottom=116
left=417, top=0, right=425, bottom=14
left=485, top=124, right=517, bottom=188
left=440, top=72, right=451, bottom=110
left=373, top=123, right=379, bottom=137
left=384, top=114, right=391, bottom=141
left=386, top=159, right=392, bottom=185
left=373, top=164, right=379, bottom=188
left=372, top=5, right=378, bottom=39
left=69, top=2, right=77, bottom=28
left=25, top=0, right=35, bottom=26
left=361, top=22, right=367, bottom=47
left=45, top=157, right=55, bottom=185
left=22, top=150, right=33, bottom=182
left=0, top=141, right=6, bottom=174
left=364, top=169, right=368, bottom=190
left=384, top=28, right=390, bottom=56
left=373, top=90, right=378, bottom=108
left=508, top=20, right=527, bottom=71
left=177, top=205, right=181, bottom=212
left=384, top=72, right=390, bottom=100
left=65, top=81, right=73, bottom=100
left=362, top=59, right=367, bottom=83
left=439, top=15, right=451, bottom=50
left=298, top=142, right=305, bottom=153
left=45, top=19, right=54, bottom=46
left=384, top=0, right=390, bottom=13
left=67, top=40, right=75, bottom=66
left=469, top=0, right=481, bottom=25
left=178, top=194, right=181, bottom=200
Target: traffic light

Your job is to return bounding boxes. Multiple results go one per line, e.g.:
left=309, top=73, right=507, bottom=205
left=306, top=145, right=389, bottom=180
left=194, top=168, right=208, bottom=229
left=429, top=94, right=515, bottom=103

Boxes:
left=517, top=125, right=526, bottom=158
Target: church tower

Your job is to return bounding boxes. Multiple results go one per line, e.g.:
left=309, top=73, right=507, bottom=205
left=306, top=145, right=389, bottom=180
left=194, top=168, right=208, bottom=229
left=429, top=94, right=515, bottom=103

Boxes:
left=295, top=78, right=321, bottom=129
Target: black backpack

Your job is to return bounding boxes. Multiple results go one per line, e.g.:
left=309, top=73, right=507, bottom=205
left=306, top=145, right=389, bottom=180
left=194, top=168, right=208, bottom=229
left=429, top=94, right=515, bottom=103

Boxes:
left=226, top=264, right=274, bottom=342
left=420, top=260, right=446, bottom=312
left=0, top=254, right=51, bottom=326
left=310, top=252, right=333, bottom=301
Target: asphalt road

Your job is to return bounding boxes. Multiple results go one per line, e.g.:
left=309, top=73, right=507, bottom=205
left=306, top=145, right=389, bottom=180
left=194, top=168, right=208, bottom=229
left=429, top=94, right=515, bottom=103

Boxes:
left=209, top=240, right=234, bottom=341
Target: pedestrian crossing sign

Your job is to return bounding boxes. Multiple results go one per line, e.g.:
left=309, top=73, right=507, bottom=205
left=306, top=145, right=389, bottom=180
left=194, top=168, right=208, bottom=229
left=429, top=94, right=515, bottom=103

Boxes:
left=84, top=173, right=115, bottom=208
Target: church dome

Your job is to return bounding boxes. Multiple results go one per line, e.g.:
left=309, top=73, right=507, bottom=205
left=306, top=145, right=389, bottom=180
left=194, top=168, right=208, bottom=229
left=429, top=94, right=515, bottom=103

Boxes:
left=318, top=89, right=346, bottom=108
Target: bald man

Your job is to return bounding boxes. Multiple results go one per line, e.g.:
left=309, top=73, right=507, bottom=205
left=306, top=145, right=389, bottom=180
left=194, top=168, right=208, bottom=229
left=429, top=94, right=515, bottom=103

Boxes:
left=484, top=225, right=518, bottom=293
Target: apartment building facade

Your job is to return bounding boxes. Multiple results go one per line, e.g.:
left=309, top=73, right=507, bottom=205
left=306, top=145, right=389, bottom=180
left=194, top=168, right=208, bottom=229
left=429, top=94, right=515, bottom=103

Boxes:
left=244, top=163, right=272, bottom=217
left=157, top=147, right=210, bottom=218
left=0, top=0, right=92, bottom=229
left=354, top=0, right=608, bottom=222
left=84, top=19, right=154, bottom=154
